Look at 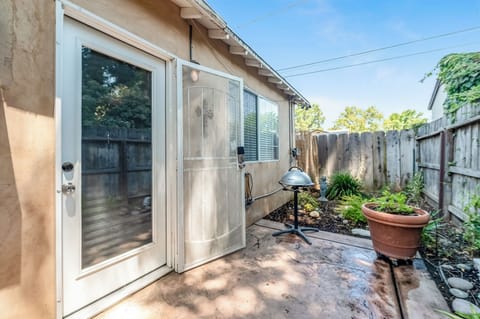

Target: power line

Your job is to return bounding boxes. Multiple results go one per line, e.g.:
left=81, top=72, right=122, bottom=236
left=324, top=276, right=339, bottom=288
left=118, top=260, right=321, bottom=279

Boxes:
left=284, top=41, right=480, bottom=78
left=278, top=25, right=480, bottom=71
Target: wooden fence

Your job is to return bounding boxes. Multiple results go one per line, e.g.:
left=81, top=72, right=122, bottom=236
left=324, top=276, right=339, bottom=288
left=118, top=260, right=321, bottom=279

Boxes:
left=296, top=129, right=416, bottom=191
left=417, top=104, right=480, bottom=221
left=297, top=103, right=480, bottom=221
left=81, top=126, right=152, bottom=267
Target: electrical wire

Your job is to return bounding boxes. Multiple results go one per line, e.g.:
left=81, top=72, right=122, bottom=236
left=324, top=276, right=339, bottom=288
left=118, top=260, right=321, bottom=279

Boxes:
left=278, top=25, right=480, bottom=72
left=284, top=41, right=480, bottom=78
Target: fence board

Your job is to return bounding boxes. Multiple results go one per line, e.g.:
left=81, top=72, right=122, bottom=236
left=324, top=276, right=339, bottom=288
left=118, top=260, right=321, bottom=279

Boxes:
left=360, top=132, right=374, bottom=190
left=400, top=130, right=415, bottom=186
left=386, top=131, right=401, bottom=190
left=372, top=131, right=386, bottom=189
left=326, top=133, right=337, bottom=176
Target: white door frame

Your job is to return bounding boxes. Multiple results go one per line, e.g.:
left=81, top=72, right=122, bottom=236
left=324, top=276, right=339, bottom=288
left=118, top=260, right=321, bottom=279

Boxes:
left=55, top=1, right=178, bottom=318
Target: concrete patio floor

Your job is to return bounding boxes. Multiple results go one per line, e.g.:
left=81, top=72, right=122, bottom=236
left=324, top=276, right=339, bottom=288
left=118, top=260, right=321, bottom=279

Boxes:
left=96, top=219, right=450, bottom=319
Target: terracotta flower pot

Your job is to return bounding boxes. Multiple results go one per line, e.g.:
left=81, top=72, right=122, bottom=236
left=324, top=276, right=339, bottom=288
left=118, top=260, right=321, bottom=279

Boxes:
left=361, top=203, right=430, bottom=259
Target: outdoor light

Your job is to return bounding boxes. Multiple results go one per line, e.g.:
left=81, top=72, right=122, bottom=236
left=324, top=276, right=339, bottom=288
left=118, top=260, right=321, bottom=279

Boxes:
left=190, top=68, right=200, bottom=82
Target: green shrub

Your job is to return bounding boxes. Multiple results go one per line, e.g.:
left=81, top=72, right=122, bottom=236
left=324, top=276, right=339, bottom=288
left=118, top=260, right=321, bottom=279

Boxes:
left=326, top=171, right=362, bottom=200
left=298, top=192, right=319, bottom=210
left=372, top=190, right=414, bottom=215
left=336, top=194, right=369, bottom=224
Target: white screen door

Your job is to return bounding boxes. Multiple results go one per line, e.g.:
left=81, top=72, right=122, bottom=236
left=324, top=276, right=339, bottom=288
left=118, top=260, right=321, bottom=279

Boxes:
left=177, top=63, right=245, bottom=272
left=61, top=18, right=167, bottom=316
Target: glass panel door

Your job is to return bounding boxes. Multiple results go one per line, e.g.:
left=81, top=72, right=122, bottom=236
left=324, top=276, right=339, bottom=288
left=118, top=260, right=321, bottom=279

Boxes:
left=62, top=18, right=166, bottom=316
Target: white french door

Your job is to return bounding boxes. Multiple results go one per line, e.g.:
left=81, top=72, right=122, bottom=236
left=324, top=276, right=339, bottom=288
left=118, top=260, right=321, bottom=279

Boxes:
left=177, top=62, right=246, bottom=272
left=61, top=18, right=167, bottom=316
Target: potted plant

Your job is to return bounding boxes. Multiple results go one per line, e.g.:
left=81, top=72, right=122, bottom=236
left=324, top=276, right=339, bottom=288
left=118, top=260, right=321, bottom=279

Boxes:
left=362, top=190, right=430, bottom=259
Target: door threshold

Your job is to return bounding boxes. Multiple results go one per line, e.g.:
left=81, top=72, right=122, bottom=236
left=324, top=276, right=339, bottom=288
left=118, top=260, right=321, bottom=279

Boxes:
left=64, top=265, right=172, bottom=319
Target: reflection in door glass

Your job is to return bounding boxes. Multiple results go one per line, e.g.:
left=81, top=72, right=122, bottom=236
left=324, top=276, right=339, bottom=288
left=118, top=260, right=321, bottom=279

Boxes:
left=81, top=47, right=153, bottom=268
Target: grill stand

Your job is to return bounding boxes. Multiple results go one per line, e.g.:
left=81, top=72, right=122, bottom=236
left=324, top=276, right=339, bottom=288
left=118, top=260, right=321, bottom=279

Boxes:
left=272, top=187, right=319, bottom=245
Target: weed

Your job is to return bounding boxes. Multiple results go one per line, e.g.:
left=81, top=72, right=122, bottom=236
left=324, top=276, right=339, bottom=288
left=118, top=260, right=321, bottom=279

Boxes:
left=298, top=192, right=319, bottom=210
left=463, top=192, right=480, bottom=255
left=405, top=172, right=424, bottom=206
left=336, top=194, right=369, bottom=224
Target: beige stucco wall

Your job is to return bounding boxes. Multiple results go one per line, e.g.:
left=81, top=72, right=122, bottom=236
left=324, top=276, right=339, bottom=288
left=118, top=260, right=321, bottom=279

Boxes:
left=71, top=0, right=294, bottom=226
left=0, top=1, right=56, bottom=318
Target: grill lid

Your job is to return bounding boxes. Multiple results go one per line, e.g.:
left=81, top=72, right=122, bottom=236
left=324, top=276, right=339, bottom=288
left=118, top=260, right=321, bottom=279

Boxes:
left=279, top=166, right=314, bottom=187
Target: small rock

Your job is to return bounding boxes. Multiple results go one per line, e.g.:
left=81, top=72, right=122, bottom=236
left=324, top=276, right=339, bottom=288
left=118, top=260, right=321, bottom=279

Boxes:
left=473, top=258, right=480, bottom=272
left=450, top=288, right=469, bottom=299
left=342, top=220, right=349, bottom=224
left=441, top=264, right=455, bottom=271
left=457, top=263, right=472, bottom=271
left=309, top=211, right=320, bottom=218
left=452, top=298, right=480, bottom=314
left=351, top=228, right=371, bottom=238
left=448, top=277, right=474, bottom=291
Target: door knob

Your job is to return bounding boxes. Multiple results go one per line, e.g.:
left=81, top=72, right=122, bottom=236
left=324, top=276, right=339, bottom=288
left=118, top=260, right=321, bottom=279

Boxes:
left=61, top=183, right=76, bottom=194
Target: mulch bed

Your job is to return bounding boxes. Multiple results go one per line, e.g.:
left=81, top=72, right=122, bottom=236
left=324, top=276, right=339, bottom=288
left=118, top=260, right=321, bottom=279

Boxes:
left=264, top=194, right=480, bottom=310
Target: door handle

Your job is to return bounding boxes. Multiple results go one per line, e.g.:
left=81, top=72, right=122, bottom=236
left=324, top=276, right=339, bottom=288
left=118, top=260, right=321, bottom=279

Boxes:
left=61, top=183, right=76, bottom=195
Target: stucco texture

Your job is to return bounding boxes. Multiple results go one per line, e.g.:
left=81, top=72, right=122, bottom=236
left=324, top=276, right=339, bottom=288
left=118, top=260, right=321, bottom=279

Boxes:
left=0, top=0, right=56, bottom=318
left=71, top=0, right=294, bottom=226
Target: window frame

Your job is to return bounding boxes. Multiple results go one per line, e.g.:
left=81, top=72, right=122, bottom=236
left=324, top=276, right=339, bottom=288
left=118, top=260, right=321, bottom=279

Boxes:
left=243, top=89, right=279, bottom=163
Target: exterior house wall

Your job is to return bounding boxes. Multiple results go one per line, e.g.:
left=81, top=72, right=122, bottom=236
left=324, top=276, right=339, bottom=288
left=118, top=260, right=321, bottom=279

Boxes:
left=70, top=0, right=293, bottom=226
left=0, top=0, right=293, bottom=318
left=430, top=83, right=447, bottom=121
left=0, top=1, right=56, bottom=318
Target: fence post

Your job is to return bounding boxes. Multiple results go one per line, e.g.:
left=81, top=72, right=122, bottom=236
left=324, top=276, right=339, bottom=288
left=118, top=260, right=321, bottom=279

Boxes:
left=442, top=129, right=454, bottom=220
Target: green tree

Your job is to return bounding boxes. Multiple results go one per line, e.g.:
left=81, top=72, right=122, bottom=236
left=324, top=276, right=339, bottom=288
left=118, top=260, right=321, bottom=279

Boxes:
left=295, top=103, right=326, bottom=132
left=330, top=106, right=383, bottom=132
left=383, top=110, right=427, bottom=130
left=82, top=47, right=152, bottom=129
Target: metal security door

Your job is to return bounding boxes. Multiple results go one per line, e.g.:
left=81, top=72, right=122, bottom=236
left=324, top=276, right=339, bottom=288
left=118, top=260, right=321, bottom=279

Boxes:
left=61, top=18, right=167, bottom=316
left=177, top=63, right=245, bottom=271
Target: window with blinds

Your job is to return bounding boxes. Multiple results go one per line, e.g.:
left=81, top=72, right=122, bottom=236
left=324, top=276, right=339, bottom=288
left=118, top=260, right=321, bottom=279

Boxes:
left=243, top=90, right=279, bottom=162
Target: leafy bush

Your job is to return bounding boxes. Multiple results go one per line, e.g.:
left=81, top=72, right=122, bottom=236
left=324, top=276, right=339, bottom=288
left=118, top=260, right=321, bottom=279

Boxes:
left=404, top=172, right=424, bottom=206
left=372, top=190, right=414, bottom=215
left=463, top=193, right=480, bottom=255
left=326, top=171, right=362, bottom=200
left=298, top=192, right=319, bottom=210
left=336, top=194, right=369, bottom=224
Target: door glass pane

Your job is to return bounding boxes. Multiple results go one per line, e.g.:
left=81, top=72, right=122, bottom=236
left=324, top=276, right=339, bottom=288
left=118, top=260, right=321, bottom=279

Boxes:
left=81, top=47, right=153, bottom=268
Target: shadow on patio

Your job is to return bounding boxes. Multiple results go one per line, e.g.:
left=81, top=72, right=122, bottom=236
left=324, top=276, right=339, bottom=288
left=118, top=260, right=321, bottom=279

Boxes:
left=96, top=220, right=449, bottom=319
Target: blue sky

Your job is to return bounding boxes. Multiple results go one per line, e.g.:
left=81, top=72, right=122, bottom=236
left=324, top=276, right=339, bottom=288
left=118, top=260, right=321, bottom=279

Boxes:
left=206, top=0, right=480, bottom=127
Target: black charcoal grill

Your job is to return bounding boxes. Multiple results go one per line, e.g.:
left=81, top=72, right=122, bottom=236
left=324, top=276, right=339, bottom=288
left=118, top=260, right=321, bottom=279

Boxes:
left=273, top=166, right=319, bottom=244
